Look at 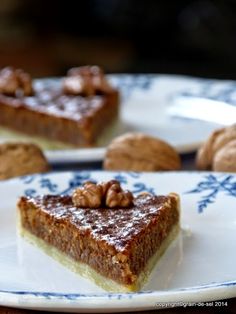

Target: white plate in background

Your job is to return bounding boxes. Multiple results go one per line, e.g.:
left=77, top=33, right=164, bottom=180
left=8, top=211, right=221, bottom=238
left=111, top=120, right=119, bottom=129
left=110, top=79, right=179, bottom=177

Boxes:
left=1, top=74, right=236, bottom=163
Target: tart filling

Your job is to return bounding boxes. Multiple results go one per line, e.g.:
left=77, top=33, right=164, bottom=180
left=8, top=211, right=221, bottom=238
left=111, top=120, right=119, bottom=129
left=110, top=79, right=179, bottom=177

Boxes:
left=17, top=190, right=180, bottom=292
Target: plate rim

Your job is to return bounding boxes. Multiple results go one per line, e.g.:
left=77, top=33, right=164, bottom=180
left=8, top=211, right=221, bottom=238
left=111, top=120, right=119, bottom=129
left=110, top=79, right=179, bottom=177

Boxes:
left=0, top=281, right=236, bottom=312
left=44, top=141, right=201, bottom=164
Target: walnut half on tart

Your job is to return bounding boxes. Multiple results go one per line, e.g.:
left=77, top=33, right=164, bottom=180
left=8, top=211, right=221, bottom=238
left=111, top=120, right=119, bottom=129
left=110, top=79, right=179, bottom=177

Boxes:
left=17, top=180, right=180, bottom=292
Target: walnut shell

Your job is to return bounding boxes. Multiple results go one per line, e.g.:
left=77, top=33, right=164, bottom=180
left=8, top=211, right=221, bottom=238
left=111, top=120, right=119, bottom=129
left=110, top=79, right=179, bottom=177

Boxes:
left=103, top=133, right=181, bottom=171
left=213, top=139, right=236, bottom=172
left=196, top=124, right=236, bottom=172
left=196, top=128, right=225, bottom=170
left=0, top=142, right=50, bottom=180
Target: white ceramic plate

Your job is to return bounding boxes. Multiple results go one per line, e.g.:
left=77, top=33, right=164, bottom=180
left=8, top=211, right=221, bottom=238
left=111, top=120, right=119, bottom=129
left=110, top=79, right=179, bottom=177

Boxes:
left=0, top=170, right=236, bottom=312
left=1, top=74, right=236, bottom=163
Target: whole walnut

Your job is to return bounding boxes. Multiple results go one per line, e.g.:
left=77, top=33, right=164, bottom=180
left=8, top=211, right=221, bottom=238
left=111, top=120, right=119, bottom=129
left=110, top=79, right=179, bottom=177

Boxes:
left=0, top=142, right=50, bottom=180
left=196, top=124, right=236, bottom=172
left=103, top=133, right=181, bottom=171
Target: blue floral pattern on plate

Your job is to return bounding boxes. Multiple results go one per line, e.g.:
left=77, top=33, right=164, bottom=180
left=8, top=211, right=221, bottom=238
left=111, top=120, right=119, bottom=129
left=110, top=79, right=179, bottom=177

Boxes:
left=186, top=174, right=236, bottom=213
left=109, top=74, right=155, bottom=99
left=20, top=171, right=155, bottom=197
left=170, top=77, right=236, bottom=106
left=20, top=172, right=236, bottom=214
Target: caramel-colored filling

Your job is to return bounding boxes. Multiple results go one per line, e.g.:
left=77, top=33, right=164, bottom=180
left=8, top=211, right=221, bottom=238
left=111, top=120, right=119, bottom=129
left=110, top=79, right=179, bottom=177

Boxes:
left=18, top=193, right=179, bottom=285
left=0, top=81, right=119, bottom=146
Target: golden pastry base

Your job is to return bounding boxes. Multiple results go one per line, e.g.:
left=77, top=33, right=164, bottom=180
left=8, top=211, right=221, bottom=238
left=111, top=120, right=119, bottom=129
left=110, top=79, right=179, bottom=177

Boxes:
left=19, top=219, right=180, bottom=293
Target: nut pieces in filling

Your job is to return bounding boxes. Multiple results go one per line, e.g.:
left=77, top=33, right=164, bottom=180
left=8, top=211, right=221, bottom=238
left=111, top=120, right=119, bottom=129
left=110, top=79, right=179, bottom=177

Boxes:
left=0, top=67, right=33, bottom=96
left=72, top=180, right=134, bottom=208
left=63, top=65, right=112, bottom=96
